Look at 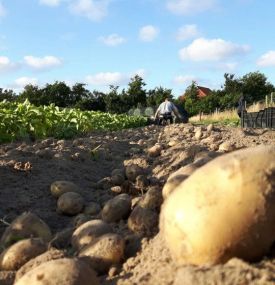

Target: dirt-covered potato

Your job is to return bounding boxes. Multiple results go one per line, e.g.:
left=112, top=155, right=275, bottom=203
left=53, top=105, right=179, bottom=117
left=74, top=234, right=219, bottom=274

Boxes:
left=57, top=192, right=84, bottom=216
left=162, top=163, right=198, bottom=199
left=0, top=238, right=47, bottom=271
left=111, top=168, right=125, bottom=178
left=125, top=164, right=143, bottom=182
left=128, top=206, right=158, bottom=236
left=101, top=194, right=131, bottom=223
left=147, top=144, right=162, bottom=157
left=111, top=174, right=125, bottom=186
left=14, top=258, right=99, bottom=285
left=50, top=181, right=80, bottom=198
left=15, top=249, right=66, bottom=282
left=139, top=187, right=163, bottom=211
left=79, top=233, right=125, bottom=273
left=83, top=202, right=101, bottom=216
left=72, top=219, right=113, bottom=251
left=0, top=212, right=52, bottom=248
left=160, top=145, right=275, bottom=266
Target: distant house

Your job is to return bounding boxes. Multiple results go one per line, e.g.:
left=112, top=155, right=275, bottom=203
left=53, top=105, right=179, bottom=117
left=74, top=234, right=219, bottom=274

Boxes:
left=178, top=86, right=212, bottom=101
left=197, top=86, right=212, bottom=98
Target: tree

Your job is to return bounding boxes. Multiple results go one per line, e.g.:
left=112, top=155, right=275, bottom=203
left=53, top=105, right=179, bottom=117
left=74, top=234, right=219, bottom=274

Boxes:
left=183, top=81, right=200, bottom=116
left=0, top=88, right=17, bottom=102
left=18, top=84, right=43, bottom=105
left=240, top=71, right=275, bottom=103
left=126, top=75, right=147, bottom=107
left=146, top=86, right=173, bottom=107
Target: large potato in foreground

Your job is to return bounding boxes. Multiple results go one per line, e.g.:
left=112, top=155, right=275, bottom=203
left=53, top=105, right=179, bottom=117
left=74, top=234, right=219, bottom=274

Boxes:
left=72, top=219, right=113, bottom=251
left=50, top=181, right=80, bottom=198
left=57, top=192, right=84, bottom=215
left=14, top=258, right=99, bottom=285
left=0, top=238, right=47, bottom=271
left=0, top=212, right=52, bottom=248
left=160, top=145, right=275, bottom=266
left=79, top=233, right=125, bottom=273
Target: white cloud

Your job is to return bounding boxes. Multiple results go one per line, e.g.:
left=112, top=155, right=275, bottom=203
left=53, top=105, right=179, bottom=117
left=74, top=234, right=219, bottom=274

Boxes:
left=139, top=25, right=159, bottom=42
left=173, top=75, right=197, bottom=85
left=99, top=34, right=126, bottom=46
left=85, top=69, right=147, bottom=86
left=39, top=0, right=62, bottom=7
left=24, top=55, right=62, bottom=71
left=176, top=25, right=200, bottom=41
left=179, top=38, right=250, bottom=62
left=0, top=2, right=6, bottom=18
left=257, top=51, right=275, bottom=67
left=85, top=72, right=128, bottom=86
left=14, top=77, right=39, bottom=88
left=167, top=0, right=216, bottom=15
left=69, top=0, right=110, bottom=21
left=0, top=56, right=18, bottom=73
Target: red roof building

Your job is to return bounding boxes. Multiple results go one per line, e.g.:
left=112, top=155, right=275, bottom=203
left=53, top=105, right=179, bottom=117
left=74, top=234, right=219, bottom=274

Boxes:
left=197, top=86, right=212, bottom=98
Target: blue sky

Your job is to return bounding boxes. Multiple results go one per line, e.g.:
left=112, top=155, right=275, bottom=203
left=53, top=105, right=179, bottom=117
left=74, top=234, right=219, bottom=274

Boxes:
left=0, top=0, right=275, bottom=97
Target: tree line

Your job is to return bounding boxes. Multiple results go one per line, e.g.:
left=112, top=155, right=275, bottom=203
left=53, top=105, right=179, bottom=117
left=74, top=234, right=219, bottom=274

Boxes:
left=0, top=72, right=274, bottom=116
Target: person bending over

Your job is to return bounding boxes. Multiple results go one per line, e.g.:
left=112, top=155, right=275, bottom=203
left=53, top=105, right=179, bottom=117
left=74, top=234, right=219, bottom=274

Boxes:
left=154, top=98, right=180, bottom=125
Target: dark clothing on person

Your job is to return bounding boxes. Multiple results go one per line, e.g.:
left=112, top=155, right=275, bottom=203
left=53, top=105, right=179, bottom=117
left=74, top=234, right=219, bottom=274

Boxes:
left=237, top=96, right=246, bottom=118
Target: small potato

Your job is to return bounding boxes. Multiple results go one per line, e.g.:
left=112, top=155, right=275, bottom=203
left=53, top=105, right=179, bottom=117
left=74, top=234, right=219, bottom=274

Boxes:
left=14, top=258, right=99, bottom=285
left=57, top=192, right=84, bottom=216
left=72, top=214, right=92, bottom=228
left=161, top=145, right=275, bottom=266
left=125, top=165, right=143, bottom=182
left=50, top=181, right=80, bottom=198
left=79, top=233, right=125, bottom=273
left=139, top=187, right=163, bottom=211
left=101, top=194, right=131, bottom=223
left=0, top=238, right=47, bottom=271
left=162, top=163, right=198, bottom=199
left=111, top=168, right=125, bottom=178
left=72, top=219, right=113, bottom=251
left=111, top=175, right=125, bottom=186
left=1, top=212, right=52, bottom=248
left=218, top=141, right=236, bottom=152
left=15, top=249, right=66, bottom=282
left=128, top=206, right=158, bottom=236
left=147, top=144, right=162, bottom=157
left=83, top=202, right=101, bottom=216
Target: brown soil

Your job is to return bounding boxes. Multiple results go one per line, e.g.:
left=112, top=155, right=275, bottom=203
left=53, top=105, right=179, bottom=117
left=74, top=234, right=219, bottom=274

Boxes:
left=0, top=124, right=274, bottom=285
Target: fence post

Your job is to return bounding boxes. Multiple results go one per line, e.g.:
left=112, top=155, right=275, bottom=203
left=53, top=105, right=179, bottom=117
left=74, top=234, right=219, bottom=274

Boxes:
left=199, top=111, right=202, bottom=121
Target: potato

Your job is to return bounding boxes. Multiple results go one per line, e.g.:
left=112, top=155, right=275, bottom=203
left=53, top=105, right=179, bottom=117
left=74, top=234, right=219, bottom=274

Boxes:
left=72, top=214, right=92, bottom=228
left=101, top=194, right=131, bottom=223
left=218, top=141, right=236, bottom=152
left=79, top=233, right=125, bottom=273
left=72, top=219, right=113, bottom=251
left=14, top=258, right=99, bottom=285
left=128, top=206, right=158, bottom=236
left=162, top=163, right=198, bottom=199
left=83, top=202, right=101, bottom=216
left=125, top=165, right=143, bottom=182
left=139, top=187, right=163, bottom=210
left=147, top=144, right=162, bottom=157
left=111, top=174, right=125, bottom=186
left=0, top=238, right=47, bottom=271
left=1, top=212, right=52, bottom=248
left=0, top=271, right=15, bottom=285
left=111, top=168, right=125, bottom=177
left=57, top=192, right=84, bottom=216
left=50, top=181, right=80, bottom=198
left=15, top=249, right=66, bottom=282
left=160, top=145, right=275, bottom=266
